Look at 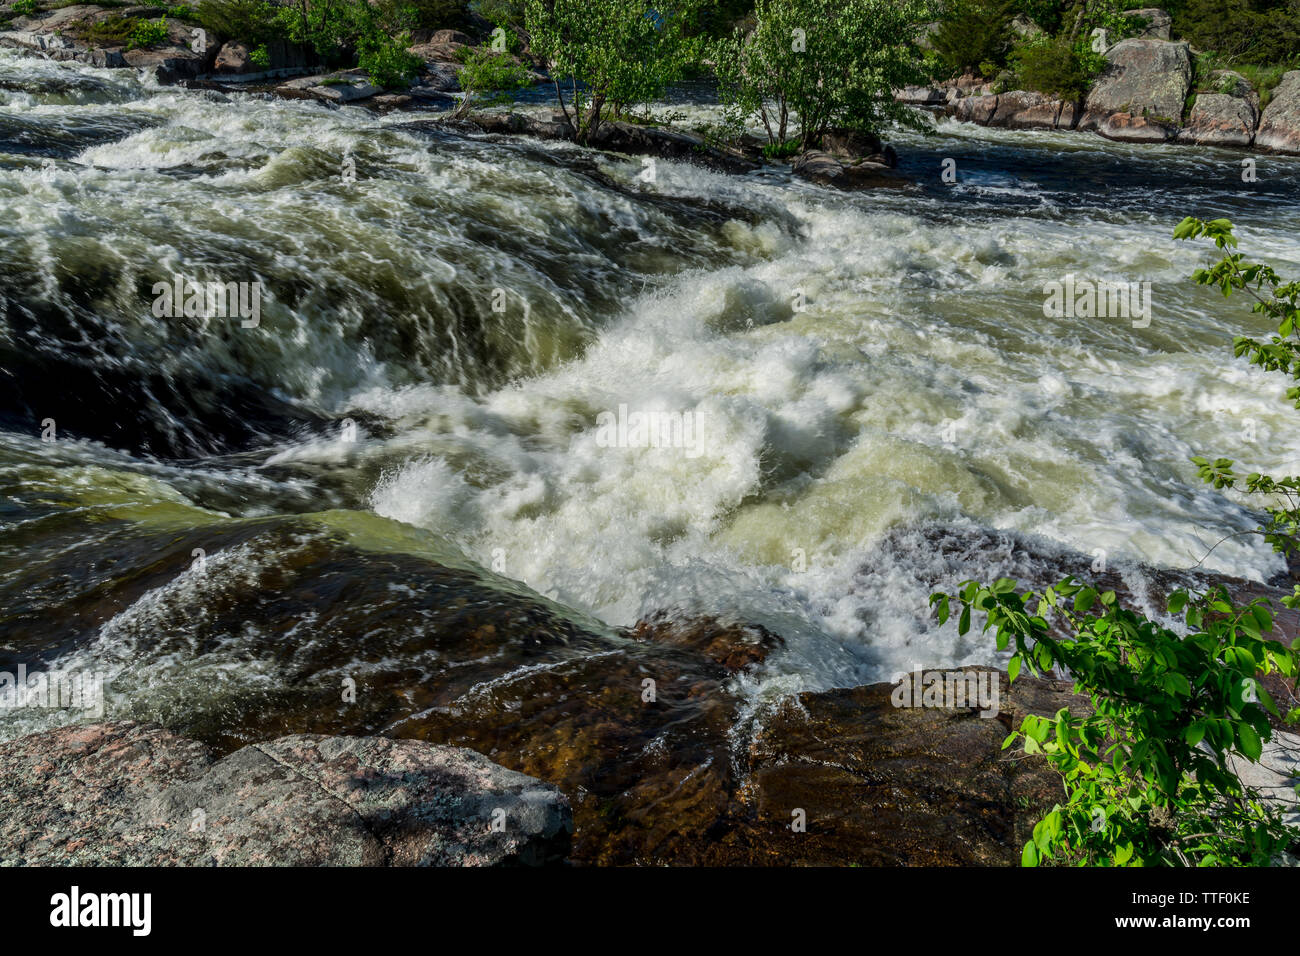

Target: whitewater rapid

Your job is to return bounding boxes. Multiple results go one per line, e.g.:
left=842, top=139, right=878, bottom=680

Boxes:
left=4, top=48, right=1300, bottom=727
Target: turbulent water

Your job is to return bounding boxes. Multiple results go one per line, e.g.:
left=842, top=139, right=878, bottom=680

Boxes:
left=4, top=49, right=1300, bottom=738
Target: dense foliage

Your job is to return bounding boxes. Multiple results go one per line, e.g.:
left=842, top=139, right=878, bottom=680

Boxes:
left=714, top=0, right=932, bottom=150
left=930, top=0, right=1017, bottom=76
left=1168, top=0, right=1300, bottom=66
left=523, top=0, right=705, bottom=142
left=452, top=46, right=533, bottom=116
left=932, top=221, right=1300, bottom=866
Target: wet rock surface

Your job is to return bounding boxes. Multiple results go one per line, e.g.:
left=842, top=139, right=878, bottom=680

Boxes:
left=791, top=149, right=910, bottom=191
left=2, top=517, right=1296, bottom=865
left=0, top=721, right=573, bottom=865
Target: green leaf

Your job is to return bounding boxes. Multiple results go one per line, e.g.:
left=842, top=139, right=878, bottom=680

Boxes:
left=1238, top=722, right=1263, bottom=762
left=1022, top=840, right=1039, bottom=867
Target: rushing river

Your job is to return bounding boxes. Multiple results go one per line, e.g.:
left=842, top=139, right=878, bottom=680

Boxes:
left=3, top=49, right=1300, bottom=741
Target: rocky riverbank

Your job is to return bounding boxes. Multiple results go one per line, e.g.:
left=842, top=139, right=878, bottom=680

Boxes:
left=901, top=36, right=1300, bottom=154
left=1, top=516, right=1295, bottom=865
left=0, top=4, right=904, bottom=189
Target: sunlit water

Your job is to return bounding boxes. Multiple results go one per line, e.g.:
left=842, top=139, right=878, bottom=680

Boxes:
left=3, top=49, right=1300, bottom=736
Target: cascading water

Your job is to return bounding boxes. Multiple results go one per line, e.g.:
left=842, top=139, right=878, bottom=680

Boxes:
left=3, top=48, right=1300, bottom=743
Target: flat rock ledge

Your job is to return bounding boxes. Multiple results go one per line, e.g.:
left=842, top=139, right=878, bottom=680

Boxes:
left=0, top=722, right=572, bottom=866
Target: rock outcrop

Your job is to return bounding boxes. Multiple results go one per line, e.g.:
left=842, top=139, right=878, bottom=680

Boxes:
left=904, top=36, right=1300, bottom=154
left=1122, top=7, right=1173, bottom=41
left=465, top=110, right=763, bottom=174
left=0, top=7, right=203, bottom=81
left=279, top=71, right=382, bottom=103
left=0, top=722, right=573, bottom=866
left=1079, top=38, right=1192, bottom=141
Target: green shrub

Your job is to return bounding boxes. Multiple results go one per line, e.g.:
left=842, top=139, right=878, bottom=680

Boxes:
left=452, top=45, right=533, bottom=116
left=761, top=138, right=800, bottom=159
left=67, top=14, right=139, bottom=48
left=525, top=0, right=707, bottom=143
left=934, top=576, right=1297, bottom=866
left=714, top=0, right=931, bottom=152
left=470, top=0, right=524, bottom=27
left=249, top=41, right=270, bottom=66
left=1012, top=0, right=1064, bottom=33
left=930, top=0, right=1017, bottom=78
left=1011, top=33, right=1102, bottom=100
left=1172, top=0, right=1300, bottom=66
left=126, top=15, right=168, bottom=49
left=405, top=0, right=468, bottom=29
left=12, top=0, right=40, bottom=17
left=356, top=30, right=422, bottom=87
left=195, top=0, right=282, bottom=43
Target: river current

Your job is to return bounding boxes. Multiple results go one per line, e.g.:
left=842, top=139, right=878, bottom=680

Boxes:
left=3, top=49, right=1300, bottom=739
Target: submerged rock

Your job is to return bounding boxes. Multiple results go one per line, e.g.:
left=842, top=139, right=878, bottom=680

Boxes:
left=791, top=149, right=909, bottom=190
left=0, top=722, right=572, bottom=865
left=467, top=111, right=761, bottom=174
left=4, top=513, right=1295, bottom=865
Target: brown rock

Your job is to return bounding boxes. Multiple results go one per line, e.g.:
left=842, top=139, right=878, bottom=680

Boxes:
left=954, top=93, right=998, bottom=124
left=628, top=612, right=784, bottom=671
left=213, top=40, right=250, bottom=74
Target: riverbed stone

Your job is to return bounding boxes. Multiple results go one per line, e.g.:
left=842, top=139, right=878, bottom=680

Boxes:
left=954, top=93, right=999, bottom=125
left=1256, top=71, right=1300, bottom=155
left=987, top=90, right=1079, bottom=129
left=791, top=149, right=909, bottom=190
left=214, top=40, right=251, bottom=74
left=1177, top=72, right=1259, bottom=148
left=122, top=47, right=204, bottom=83
left=0, top=722, right=572, bottom=866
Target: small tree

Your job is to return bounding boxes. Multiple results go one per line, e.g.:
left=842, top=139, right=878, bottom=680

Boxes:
left=523, top=0, right=705, bottom=143
left=453, top=46, right=534, bottom=118
left=713, top=0, right=933, bottom=153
